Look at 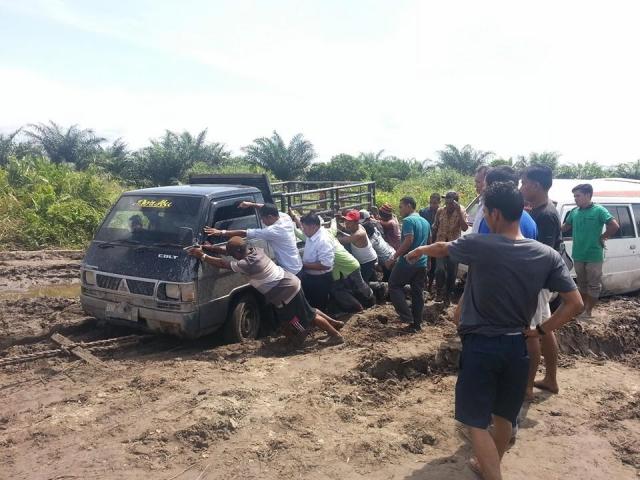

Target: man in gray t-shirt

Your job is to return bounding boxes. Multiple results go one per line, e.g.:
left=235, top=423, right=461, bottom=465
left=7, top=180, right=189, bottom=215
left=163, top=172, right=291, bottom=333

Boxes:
left=449, top=234, right=575, bottom=336
left=406, top=182, right=583, bottom=480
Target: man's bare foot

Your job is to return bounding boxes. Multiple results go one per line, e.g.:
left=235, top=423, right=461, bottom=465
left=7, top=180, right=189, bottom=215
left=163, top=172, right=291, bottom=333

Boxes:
left=468, top=456, right=484, bottom=478
left=319, top=335, right=345, bottom=346
left=534, top=379, right=559, bottom=394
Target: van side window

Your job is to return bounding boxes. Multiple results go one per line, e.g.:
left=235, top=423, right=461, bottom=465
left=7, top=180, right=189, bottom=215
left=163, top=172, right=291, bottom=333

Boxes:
left=561, top=209, right=574, bottom=240
left=633, top=204, right=640, bottom=237
left=209, top=202, right=259, bottom=244
left=606, top=205, right=635, bottom=239
left=614, top=206, right=636, bottom=238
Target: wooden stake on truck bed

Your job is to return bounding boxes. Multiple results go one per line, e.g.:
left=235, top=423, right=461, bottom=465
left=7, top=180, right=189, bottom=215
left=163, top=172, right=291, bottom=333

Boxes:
left=51, top=333, right=107, bottom=368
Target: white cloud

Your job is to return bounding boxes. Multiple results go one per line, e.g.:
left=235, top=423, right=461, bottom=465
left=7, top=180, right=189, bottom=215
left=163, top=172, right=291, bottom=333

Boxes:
left=1, top=0, right=640, bottom=164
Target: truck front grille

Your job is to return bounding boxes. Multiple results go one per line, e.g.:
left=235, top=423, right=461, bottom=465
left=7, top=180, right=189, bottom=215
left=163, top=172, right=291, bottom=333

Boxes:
left=97, top=274, right=121, bottom=290
left=126, top=279, right=155, bottom=296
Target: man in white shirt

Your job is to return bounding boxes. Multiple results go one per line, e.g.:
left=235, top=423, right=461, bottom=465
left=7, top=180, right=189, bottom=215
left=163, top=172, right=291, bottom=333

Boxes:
left=471, top=166, right=489, bottom=233
left=204, top=202, right=303, bottom=276
left=297, top=213, right=335, bottom=310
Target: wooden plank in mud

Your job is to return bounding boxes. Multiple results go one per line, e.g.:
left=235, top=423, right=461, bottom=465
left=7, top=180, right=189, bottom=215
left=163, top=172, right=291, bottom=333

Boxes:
left=51, top=333, right=107, bottom=368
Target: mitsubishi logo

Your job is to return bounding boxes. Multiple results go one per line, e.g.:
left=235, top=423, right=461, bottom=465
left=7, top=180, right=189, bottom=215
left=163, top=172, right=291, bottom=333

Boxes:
left=118, top=279, right=129, bottom=293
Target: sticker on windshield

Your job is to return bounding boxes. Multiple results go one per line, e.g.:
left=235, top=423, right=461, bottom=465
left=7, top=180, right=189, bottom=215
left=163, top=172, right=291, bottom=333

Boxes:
left=136, top=199, right=173, bottom=208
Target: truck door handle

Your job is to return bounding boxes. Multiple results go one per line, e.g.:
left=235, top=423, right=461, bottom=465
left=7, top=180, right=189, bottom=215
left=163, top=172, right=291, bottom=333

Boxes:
left=630, top=245, right=637, bottom=250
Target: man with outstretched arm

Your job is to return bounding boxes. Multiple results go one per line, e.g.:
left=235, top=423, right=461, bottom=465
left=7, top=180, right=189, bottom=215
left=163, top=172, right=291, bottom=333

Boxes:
left=204, top=202, right=303, bottom=276
left=188, top=237, right=344, bottom=346
left=406, top=182, right=583, bottom=480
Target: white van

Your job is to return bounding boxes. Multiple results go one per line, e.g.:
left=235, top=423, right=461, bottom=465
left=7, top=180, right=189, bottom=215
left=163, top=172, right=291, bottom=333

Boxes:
left=464, top=177, right=640, bottom=296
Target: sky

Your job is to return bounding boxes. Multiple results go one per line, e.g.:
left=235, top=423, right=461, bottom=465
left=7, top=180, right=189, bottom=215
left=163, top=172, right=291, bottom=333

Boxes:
left=1, top=0, right=639, bottom=165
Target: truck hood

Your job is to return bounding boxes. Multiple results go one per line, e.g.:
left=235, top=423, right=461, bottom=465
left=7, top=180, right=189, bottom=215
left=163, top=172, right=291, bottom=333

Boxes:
left=83, top=242, right=198, bottom=282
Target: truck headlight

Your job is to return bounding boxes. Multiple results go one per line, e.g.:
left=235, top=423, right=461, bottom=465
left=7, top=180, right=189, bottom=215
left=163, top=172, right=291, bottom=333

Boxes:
left=165, top=283, right=181, bottom=300
left=180, top=283, right=195, bottom=302
left=84, top=270, right=96, bottom=285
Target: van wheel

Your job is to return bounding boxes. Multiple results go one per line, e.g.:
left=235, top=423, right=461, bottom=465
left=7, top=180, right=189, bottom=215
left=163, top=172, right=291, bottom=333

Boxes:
left=224, top=293, right=261, bottom=343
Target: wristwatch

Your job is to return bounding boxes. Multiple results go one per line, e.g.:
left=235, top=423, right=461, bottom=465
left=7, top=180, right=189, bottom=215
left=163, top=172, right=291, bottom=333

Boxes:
left=536, top=324, right=546, bottom=336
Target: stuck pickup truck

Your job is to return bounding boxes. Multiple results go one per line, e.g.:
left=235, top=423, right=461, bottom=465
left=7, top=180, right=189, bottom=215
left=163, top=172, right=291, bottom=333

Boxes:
left=80, top=174, right=376, bottom=342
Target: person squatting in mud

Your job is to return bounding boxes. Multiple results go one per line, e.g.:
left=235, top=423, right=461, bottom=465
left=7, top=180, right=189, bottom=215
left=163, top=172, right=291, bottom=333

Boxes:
left=406, top=182, right=584, bottom=480
left=187, top=237, right=345, bottom=346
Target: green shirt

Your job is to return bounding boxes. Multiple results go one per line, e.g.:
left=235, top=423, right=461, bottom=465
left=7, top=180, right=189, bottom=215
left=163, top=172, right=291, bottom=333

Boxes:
left=565, top=204, right=613, bottom=262
left=398, top=213, right=430, bottom=267
left=295, top=228, right=359, bottom=280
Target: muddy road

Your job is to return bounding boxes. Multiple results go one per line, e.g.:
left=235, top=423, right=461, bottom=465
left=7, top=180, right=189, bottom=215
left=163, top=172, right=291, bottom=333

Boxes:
left=1, top=251, right=639, bottom=480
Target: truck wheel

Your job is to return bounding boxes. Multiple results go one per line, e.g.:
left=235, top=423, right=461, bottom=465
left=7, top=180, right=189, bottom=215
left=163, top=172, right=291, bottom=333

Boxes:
left=224, top=293, right=261, bottom=343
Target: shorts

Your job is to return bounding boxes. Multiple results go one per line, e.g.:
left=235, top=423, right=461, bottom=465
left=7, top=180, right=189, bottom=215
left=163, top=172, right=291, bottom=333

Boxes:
left=455, top=333, right=529, bottom=429
left=530, top=289, right=552, bottom=328
left=276, top=290, right=316, bottom=334
left=574, top=261, right=603, bottom=298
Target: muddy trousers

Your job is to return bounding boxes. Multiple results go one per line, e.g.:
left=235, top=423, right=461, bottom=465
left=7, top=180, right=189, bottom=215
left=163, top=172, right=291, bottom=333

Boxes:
left=389, top=262, right=426, bottom=328
left=435, top=256, right=458, bottom=296
left=331, top=268, right=375, bottom=312
left=301, top=272, right=332, bottom=311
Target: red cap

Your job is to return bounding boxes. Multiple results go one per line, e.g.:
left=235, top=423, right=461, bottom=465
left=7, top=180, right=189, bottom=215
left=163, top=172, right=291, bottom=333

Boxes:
left=342, top=210, right=361, bottom=222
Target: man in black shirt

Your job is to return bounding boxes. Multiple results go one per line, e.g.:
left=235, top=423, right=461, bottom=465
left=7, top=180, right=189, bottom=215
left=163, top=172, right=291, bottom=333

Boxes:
left=520, top=165, right=563, bottom=399
left=418, top=193, right=441, bottom=291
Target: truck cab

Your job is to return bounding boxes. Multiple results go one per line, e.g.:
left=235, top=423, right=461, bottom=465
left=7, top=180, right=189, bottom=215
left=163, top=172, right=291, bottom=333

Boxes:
left=80, top=177, right=274, bottom=342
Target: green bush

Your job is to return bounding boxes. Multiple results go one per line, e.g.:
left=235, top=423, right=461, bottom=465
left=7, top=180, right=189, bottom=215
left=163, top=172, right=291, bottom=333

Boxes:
left=0, top=156, right=122, bottom=249
left=376, top=168, right=476, bottom=211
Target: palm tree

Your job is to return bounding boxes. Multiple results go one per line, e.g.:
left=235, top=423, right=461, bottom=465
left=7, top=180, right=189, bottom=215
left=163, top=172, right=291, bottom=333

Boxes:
left=0, top=128, right=22, bottom=166
left=555, top=162, right=608, bottom=179
left=527, top=151, right=560, bottom=172
left=243, top=131, right=315, bottom=180
left=25, top=121, right=105, bottom=168
left=437, top=144, right=493, bottom=175
left=612, top=160, right=640, bottom=180
left=357, top=150, right=385, bottom=164
left=132, top=129, right=230, bottom=186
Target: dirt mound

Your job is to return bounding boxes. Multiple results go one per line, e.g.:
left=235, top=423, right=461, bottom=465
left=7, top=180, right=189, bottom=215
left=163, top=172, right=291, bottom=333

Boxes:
left=175, top=417, right=239, bottom=450
left=357, top=339, right=460, bottom=380
left=556, top=296, right=640, bottom=362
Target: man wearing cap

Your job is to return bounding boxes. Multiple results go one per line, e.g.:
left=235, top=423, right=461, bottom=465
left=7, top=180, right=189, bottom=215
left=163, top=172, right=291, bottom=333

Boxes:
left=378, top=203, right=401, bottom=250
left=335, top=210, right=379, bottom=282
left=433, top=191, right=468, bottom=304
left=291, top=211, right=375, bottom=313
left=190, top=237, right=345, bottom=345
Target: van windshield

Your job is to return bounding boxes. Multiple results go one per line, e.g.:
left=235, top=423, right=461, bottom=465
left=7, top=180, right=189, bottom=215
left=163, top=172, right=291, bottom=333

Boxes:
left=95, top=195, right=203, bottom=246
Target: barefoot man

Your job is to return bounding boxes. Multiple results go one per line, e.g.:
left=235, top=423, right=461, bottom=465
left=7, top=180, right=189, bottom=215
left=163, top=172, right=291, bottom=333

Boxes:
left=407, top=182, right=583, bottom=480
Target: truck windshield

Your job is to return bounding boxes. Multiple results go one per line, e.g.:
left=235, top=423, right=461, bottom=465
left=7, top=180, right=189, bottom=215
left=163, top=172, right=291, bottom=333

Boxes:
left=95, top=195, right=203, bottom=246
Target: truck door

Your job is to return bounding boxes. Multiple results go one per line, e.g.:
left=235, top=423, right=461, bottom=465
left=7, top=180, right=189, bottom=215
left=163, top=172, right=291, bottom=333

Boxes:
left=601, top=204, right=640, bottom=294
left=197, top=196, right=262, bottom=331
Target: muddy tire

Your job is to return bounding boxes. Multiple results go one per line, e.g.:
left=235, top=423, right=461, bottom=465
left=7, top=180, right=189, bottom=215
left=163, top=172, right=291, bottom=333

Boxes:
left=223, top=293, right=261, bottom=343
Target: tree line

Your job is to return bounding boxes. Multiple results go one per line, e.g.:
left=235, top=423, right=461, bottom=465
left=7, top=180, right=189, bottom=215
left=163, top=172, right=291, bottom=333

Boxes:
left=1, top=122, right=639, bottom=187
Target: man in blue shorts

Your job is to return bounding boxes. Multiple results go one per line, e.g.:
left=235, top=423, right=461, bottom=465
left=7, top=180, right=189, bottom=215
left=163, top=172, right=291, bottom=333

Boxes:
left=407, top=182, right=583, bottom=480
